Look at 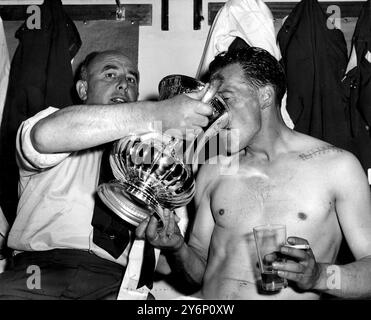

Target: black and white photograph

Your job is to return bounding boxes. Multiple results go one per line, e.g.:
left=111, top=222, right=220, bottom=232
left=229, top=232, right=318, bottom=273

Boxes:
left=0, top=0, right=370, bottom=312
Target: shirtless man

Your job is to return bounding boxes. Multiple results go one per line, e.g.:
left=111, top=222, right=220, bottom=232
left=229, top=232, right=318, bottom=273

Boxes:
left=137, top=47, right=371, bottom=299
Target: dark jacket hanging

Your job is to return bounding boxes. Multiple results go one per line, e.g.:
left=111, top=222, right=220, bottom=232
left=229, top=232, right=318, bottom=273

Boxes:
left=277, top=0, right=351, bottom=150
left=342, top=0, right=371, bottom=172
left=0, top=0, right=81, bottom=224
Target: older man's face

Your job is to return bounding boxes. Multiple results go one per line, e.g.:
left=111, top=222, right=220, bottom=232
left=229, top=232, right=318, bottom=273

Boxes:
left=85, top=52, right=139, bottom=105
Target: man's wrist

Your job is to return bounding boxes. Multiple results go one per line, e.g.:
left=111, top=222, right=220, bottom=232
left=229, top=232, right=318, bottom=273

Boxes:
left=167, top=239, right=186, bottom=255
left=312, top=263, right=334, bottom=291
left=146, top=101, right=163, bottom=132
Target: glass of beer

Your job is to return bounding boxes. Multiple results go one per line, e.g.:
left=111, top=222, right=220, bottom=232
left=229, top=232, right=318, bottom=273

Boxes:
left=253, top=224, right=288, bottom=292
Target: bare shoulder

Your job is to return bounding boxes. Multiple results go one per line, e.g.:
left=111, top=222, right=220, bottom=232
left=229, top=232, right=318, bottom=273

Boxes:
left=297, top=143, right=345, bottom=161
left=293, top=132, right=365, bottom=178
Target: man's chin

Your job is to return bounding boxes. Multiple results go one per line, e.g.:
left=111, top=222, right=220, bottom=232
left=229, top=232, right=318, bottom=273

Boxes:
left=226, top=145, right=243, bottom=156
left=219, top=133, right=241, bottom=155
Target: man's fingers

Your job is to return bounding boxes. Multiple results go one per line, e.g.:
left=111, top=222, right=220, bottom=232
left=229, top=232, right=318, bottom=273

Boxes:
left=201, top=82, right=219, bottom=104
left=281, top=245, right=309, bottom=260
left=146, top=215, right=161, bottom=242
left=184, top=126, right=204, bottom=141
left=163, top=208, right=171, bottom=220
left=287, top=237, right=309, bottom=246
left=135, top=217, right=150, bottom=239
left=272, top=260, right=306, bottom=273
left=198, top=102, right=213, bottom=117
left=166, top=210, right=176, bottom=237
left=283, top=237, right=313, bottom=260
left=186, top=84, right=209, bottom=100
left=190, top=114, right=209, bottom=127
left=174, top=213, right=180, bottom=223
left=277, top=270, right=306, bottom=282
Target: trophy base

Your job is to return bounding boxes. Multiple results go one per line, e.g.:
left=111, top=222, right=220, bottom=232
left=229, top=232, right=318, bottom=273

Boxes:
left=97, top=181, right=163, bottom=227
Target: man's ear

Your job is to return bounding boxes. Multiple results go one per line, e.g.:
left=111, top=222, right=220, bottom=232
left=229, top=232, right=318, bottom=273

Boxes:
left=259, top=86, right=274, bottom=110
left=76, top=80, right=88, bottom=101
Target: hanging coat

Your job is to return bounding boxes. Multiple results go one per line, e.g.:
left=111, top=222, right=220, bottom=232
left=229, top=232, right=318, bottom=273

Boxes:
left=342, top=0, right=371, bottom=173
left=0, top=0, right=81, bottom=224
left=277, top=0, right=351, bottom=150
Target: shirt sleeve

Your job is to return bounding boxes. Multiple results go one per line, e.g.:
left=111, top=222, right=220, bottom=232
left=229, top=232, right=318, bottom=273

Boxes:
left=16, top=107, right=71, bottom=175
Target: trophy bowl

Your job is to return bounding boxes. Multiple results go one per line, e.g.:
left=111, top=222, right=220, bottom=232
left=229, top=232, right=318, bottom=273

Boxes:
left=97, top=74, right=230, bottom=227
left=97, top=131, right=194, bottom=226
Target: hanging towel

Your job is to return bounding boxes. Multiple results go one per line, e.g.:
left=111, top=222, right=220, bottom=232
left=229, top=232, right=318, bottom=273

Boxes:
left=196, top=0, right=281, bottom=80
left=0, top=206, right=8, bottom=245
left=0, top=205, right=8, bottom=273
left=0, top=0, right=81, bottom=225
left=0, top=17, right=10, bottom=127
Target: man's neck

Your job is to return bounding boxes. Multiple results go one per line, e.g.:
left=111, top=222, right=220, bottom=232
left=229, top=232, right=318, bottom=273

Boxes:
left=245, top=117, right=293, bottom=162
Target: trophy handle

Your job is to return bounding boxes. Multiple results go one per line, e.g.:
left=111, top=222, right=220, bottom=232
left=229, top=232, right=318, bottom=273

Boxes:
left=184, top=83, right=230, bottom=173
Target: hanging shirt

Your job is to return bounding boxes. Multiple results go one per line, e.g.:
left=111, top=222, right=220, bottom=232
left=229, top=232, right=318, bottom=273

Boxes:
left=0, top=16, right=10, bottom=127
left=0, top=206, right=8, bottom=248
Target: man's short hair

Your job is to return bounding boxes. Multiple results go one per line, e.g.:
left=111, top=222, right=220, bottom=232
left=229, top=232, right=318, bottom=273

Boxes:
left=77, top=51, right=101, bottom=82
left=209, top=47, right=286, bottom=104
left=76, top=50, right=139, bottom=84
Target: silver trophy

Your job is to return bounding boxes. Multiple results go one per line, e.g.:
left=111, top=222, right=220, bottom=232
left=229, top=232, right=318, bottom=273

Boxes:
left=97, top=74, right=230, bottom=227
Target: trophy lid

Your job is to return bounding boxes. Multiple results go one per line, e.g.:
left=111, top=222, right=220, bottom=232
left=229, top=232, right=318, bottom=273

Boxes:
left=158, top=74, right=205, bottom=101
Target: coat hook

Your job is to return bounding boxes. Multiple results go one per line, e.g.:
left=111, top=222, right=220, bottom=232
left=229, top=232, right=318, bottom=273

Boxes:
left=116, top=0, right=126, bottom=21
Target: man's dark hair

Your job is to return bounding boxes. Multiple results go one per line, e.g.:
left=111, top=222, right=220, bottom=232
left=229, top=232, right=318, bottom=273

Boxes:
left=209, top=47, right=286, bottom=104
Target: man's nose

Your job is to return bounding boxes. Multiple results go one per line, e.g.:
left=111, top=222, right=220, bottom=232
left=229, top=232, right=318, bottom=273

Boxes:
left=117, top=77, right=128, bottom=91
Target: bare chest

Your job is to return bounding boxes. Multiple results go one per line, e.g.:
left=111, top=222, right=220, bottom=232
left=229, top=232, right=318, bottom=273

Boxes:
left=209, top=165, right=334, bottom=231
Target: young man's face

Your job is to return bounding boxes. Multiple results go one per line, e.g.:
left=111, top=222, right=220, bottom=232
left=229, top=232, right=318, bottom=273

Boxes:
left=211, top=62, right=262, bottom=153
left=82, top=52, right=139, bottom=105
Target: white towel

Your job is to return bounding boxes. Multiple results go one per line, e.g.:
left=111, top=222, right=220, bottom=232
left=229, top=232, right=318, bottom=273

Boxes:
left=0, top=206, right=8, bottom=242
left=196, top=0, right=281, bottom=79
left=0, top=206, right=9, bottom=273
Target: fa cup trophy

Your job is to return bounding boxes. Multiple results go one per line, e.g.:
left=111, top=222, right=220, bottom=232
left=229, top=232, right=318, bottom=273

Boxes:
left=97, top=75, right=230, bottom=227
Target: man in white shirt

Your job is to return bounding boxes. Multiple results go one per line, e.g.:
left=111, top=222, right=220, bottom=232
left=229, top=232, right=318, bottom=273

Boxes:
left=0, top=50, right=213, bottom=299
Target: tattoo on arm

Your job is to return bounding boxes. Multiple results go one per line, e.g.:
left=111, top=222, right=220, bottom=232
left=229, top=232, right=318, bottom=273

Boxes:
left=299, top=146, right=343, bottom=160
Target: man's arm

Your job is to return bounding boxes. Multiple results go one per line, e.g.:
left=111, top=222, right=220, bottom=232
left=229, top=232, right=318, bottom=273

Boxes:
left=166, top=169, right=216, bottom=286
left=31, top=91, right=212, bottom=154
left=136, top=162, right=216, bottom=286
left=314, top=152, right=371, bottom=298
left=273, top=152, right=371, bottom=298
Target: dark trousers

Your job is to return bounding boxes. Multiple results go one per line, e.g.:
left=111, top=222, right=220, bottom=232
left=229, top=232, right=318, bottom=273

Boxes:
left=0, top=249, right=125, bottom=300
